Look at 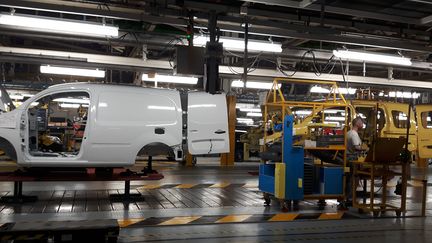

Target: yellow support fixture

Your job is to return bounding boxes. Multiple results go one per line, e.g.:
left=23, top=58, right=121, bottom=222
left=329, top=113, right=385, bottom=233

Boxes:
left=274, top=163, right=286, bottom=199
left=263, top=77, right=349, bottom=202
left=220, top=95, right=236, bottom=166
left=185, top=152, right=194, bottom=167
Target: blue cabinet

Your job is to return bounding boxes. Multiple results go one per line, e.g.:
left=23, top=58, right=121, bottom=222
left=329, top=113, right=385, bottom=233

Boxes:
left=319, top=167, right=343, bottom=195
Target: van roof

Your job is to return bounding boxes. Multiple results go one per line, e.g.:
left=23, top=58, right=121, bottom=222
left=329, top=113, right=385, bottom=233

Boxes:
left=47, top=82, right=180, bottom=93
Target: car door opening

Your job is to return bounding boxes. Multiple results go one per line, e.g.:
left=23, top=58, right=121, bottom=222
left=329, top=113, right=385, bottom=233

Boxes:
left=27, top=92, right=90, bottom=158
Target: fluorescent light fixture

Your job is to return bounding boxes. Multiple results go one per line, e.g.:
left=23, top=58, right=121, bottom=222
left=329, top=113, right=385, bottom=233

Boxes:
left=9, top=95, right=24, bottom=100
left=40, top=65, right=105, bottom=78
left=333, top=50, right=412, bottom=66
left=59, top=103, right=89, bottom=108
left=235, top=129, right=247, bottom=133
left=324, top=110, right=346, bottom=115
left=336, top=88, right=357, bottom=95
left=0, top=14, right=118, bottom=37
left=142, top=74, right=198, bottom=85
left=236, top=103, right=258, bottom=109
left=310, top=86, right=330, bottom=93
left=388, top=91, right=420, bottom=99
left=247, top=112, right=262, bottom=117
left=325, top=116, right=345, bottom=121
left=310, top=86, right=356, bottom=95
left=237, top=118, right=254, bottom=121
left=194, top=36, right=282, bottom=53
left=294, top=110, right=312, bottom=115
left=237, top=118, right=254, bottom=124
left=53, top=98, right=90, bottom=104
left=240, top=108, right=261, bottom=112
left=232, top=80, right=280, bottom=90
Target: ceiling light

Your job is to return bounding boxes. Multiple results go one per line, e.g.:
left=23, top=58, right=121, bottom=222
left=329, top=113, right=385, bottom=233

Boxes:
left=0, top=14, right=119, bottom=37
left=247, top=112, right=262, bottom=117
left=336, top=87, right=357, bottom=95
left=232, top=80, right=280, bottom=89
left=9, top=95, right=24, bottom=100
left=40, top=65, right=105, bottom=78
left=387, top=91, right=420, bottom=99
left=194, top=36, right=282, bottom=53
left=59, top=103, right=89, bottom=108
left=53, top=98, right=90, bottom=104
left=325, top=116, right=346, bottom=121
left=333, top=50, right=412, bottom=66
left=310, top=86, right=330, bottom=93
left=142, top=74, right=198, bottom=84
left=235, top=129, right=247, bottom=133
left=237, top=117, right=254, bottom=124
left=294, top=110, right=312, bottom=115
left=236, top=103, right=258, bottom=109
left=240, top=108, right=261, bottom=112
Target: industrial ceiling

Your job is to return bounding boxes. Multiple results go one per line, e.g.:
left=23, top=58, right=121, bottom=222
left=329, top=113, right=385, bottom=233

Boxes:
left=0, top=0, right=432, bottom=89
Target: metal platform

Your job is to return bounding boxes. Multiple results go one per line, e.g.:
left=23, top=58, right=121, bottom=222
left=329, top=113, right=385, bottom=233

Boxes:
left=0, top=219, right=119, bottom=243
left=0, top=169, right=163, bottom=204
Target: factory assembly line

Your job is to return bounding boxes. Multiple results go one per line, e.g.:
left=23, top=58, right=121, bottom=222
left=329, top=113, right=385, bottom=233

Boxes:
left=0, top=1, right=431, bottom=242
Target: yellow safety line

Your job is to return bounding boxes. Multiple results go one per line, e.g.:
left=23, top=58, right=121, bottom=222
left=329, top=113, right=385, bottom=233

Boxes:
left=215, top=214, right=253, bottom=223
left=268, top=213, right=299, bottom=221
left=158, top=216, right=202, bottom=225
left=137, top=184, right=161, bottom=189
left=210, top=182, right=231, bottom=188
left=318, top=212, right=344, bottom=220
left=243, top=183, right=259, bottom=188
left=175, top=184, right=197, bottom=189
left=117, top=218, right=145, bottom=228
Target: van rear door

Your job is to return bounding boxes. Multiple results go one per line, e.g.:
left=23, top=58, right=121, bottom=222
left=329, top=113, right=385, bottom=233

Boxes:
left=187, top=92, right=229, bottom=154
left=416, top=105, right=432, bottom=159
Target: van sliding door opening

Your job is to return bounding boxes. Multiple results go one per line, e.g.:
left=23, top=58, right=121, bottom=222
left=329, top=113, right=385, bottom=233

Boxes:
left=27, top=91, right=90, bottom=158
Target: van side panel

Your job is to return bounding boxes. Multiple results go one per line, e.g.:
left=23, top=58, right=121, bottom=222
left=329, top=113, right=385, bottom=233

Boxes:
left=86, top=88, right=182, bottom=165
left=416, top=104, right=432, bottom=159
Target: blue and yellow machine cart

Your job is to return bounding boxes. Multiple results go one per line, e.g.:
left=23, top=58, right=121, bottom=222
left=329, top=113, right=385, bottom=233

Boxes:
left=259, top=78, right=349, bottom=210
left=259, top=115, right=304, bottom=204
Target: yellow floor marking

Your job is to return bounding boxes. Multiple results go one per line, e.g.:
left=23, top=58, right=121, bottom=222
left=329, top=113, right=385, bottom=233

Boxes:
left=409, top=180, right=424, bottom=187
left=268, top=213, right=299, bottom=221
left=175, top=184, right=197, bottom=189
left=318, top=212, right=344, bottom=220
left=137, top=184, right=161, bottom=189
left=117, top=218, right=145, bottom=228
left=158, top=216, right=201, bottom=225
left=243, top=183, right=259, bottom=188
left=210, top=182, right=231, bottom=188
left=216, top=214, right=253, bottom=223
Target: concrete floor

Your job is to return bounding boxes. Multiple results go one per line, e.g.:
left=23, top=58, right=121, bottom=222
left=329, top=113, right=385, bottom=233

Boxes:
left=0, top=158, right=431, bottom=242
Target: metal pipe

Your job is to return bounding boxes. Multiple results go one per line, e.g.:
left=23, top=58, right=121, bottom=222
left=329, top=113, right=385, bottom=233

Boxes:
left=243, top=17, right=248, bottom=88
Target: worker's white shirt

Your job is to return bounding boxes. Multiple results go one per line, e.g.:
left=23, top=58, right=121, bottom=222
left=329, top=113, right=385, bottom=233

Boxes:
left=347, top=129, right=362, bottom=153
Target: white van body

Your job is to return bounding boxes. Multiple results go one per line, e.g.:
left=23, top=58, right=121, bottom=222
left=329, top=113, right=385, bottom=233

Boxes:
left=0, top=83, right=229, bottom=167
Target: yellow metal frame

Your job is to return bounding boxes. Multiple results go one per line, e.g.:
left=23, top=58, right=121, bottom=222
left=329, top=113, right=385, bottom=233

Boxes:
left=263, top=78, right=349, bottom=200
left=351, top=161, right=407, bottom=216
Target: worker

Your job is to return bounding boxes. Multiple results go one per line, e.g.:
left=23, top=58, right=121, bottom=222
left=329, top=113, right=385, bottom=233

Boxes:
left=339, top=116, right=365, bottom=207
left=347, top=117, right=366, bottom=157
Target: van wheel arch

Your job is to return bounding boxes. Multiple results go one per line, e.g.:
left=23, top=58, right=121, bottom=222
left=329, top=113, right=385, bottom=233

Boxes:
left=0, top=137, right=17, bottom=161
left=136, top=142, right=175, bottom=158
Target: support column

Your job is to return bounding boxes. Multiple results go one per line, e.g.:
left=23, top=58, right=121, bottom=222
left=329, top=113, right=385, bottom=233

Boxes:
left=220, top=95, right=236, bottom=166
